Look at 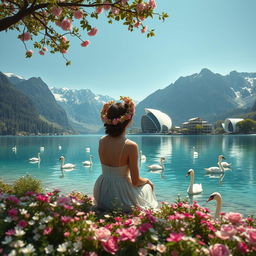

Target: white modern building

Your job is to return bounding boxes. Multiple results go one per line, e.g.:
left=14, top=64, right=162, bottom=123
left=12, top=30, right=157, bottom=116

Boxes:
left=141, top=108, right=172, bottom=133
left=223, top=118, right=244, bottom=133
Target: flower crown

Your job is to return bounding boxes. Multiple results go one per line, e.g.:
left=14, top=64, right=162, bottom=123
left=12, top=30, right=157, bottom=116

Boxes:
left=101, top=96, right=135, bottom=125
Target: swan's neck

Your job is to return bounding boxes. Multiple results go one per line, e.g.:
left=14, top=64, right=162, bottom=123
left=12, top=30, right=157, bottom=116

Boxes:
left=61, top=159, right=64, bottom=167
left=214, top=197, right=222, bottom=219
left=190, top=173, right=194, bottom=186
left=218, top=161, right=224, bottom=171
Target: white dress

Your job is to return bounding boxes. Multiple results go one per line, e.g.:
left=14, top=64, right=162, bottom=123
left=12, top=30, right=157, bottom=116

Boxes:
left=93, top=164, right=158, bottom=212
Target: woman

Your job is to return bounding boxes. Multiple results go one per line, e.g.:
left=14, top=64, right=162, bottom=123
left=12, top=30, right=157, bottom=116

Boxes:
left=93, top=96, right=158, bottom=212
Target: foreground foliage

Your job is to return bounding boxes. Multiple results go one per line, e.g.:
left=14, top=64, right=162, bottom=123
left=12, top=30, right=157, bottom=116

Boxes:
left=0, top=188, right=256, bottom=256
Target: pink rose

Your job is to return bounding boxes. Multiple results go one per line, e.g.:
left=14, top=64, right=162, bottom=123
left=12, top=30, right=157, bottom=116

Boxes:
left=209, top=244, right=231, bottom=256
left=42, top=47, right=48, bottom=52
left=237, top=242, right=249, bottom=253
left=18, top=220, right=27, bottom=228
left=39, top=50, right=44, bottom=55
left=225, top=212, right=243, bottom=224
left=61, top=19, right=72, bottom=31
left=138, top=248, right=148, bottom=256
left=26, top=50, right=33, bottom=57
left=88, top=28, right=98, bottom=36
left=141, top=26, right=147, bottom=33
left=51, top=6, right=62, bottom=17
left=247, top=229, right=256, bottom=245
left=96, top=7, right=103, bottom=14
left=43, top=227, right=53, bottom=235
left=60, top=49, right=67, bottom=54
left=19, top=32, right=31, bottom=41
left=111, top=7, right=120, bottom=15
left=74, top=10, right=83, bottom=19
left=134, top=21, right=141, bottom=28
left=149, top=0, right=156, bottom=9
left=216, top=224, right=237, bottom=240
left=94, top=227, right=111, bottom=242
left=103, top=1, right=111, bottom=11
left=81, top=40, right=90, bottom=47
left=64, top=232, right=70, bottom=237
left=102, top=236, right=118, bottom=255
left=166, top=233, right=183, bottom=242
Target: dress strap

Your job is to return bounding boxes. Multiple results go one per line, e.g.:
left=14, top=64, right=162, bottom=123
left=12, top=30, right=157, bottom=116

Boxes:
left=118, top=138, right=127, bottom=166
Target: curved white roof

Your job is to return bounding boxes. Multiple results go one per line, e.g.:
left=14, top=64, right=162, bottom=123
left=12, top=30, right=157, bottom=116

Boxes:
left=145, top=108, right=172, bottom=131
left=224, top=118, right=244, bottom=133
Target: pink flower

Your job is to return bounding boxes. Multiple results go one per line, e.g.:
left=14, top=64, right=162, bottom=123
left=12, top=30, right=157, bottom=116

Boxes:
left=51, top=6, right=62, bottom=17
left=88, top=28, right=98, bottom=36
left=61, top=216, right=72, bottom=224
left=74, top=10, right=83, bottom=19
left=61, top=19, right=72, bottom=31
left=64, top=231, right=70, bottom=237
left=149, top=0, right=156, bottom=9
left=139, top=223, right=153, bottom=232
left=111, top=7, right=120, bottom=15
left=7, top=208, right=18, bottom=217
left=136, top=2, right=146, bottom=13
left=166, top=233, right=183, bottom=242
left=116, top=226, right=140, bottom=242
left=36, top=194, right=48, bottom=202
left=171, top=251, right=179, bottom=256
left=42, top=47, right=48, bottom=52
left=19, top=32, right=31, bottom=41
left=96, top=7, right=103, bottom=14
left=225, top=212, right=243, bottom=224
left=60, top=36, right=68, bottom=43
left=237, top=242, right=249, bottom=253
left=141, top=26, right=147, bottom=33
left=103, top=1, right=111, bottom=11
left=81, top=40, right=90, bottom=47
left=138, top=248, right=148, bottom=256
left=43, top=227, right=53, bottom=235
left=94, top=227, right=111, bottom=242
left=247, top=229, right=256, bottom=245
left=102, top=236, right=118, bottom=255
left=216, top=224, right=237, bottom=240
left=7, top=195, right=20, bottom=204
left=18, top=220, right=27, bottom=228
left=60, top=49, right=68, bottom=54
left=5, top=229, right=16, bottom=236
left=134, top=21, right=141, bottom=28
left=124, top=219, right=133, bottom=226
left=209, top=244, right=231, bottom=256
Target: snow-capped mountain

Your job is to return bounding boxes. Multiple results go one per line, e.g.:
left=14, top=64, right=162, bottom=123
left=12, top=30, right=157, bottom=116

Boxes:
left=134, top=69, right=256, bottom=126
left=51, top=87, right=114, bottom=133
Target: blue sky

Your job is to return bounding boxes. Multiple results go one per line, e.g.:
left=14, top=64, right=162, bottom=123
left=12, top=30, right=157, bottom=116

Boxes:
left=1, top=0, right=256, bottom=101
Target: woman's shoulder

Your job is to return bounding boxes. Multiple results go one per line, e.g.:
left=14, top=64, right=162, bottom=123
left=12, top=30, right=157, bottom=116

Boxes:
left=125, top=139, right=138, bottom=148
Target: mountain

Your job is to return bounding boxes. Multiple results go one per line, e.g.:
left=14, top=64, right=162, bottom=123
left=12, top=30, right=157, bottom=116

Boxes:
left=50, top=88, right=114, bottom=133
left=6, top=75, right=73, bottom=132
left=0, top=72, right=66, bottom=135
left=134, top=69, right=256, bottom=126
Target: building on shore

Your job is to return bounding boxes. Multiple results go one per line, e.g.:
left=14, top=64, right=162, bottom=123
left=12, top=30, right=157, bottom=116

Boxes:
left=181, top=117, right=212, bottom=134
left=222, top=118, right=244, bottom=133
left=141, top=108, right=172, bottom=134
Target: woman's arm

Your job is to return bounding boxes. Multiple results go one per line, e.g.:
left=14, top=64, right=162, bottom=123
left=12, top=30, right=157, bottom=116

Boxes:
left=127, top=142, right=154, bottom=190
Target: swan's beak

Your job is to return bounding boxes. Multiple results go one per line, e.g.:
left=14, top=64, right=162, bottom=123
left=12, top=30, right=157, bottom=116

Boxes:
left=206, top=195, right=214, bottom=202
left=186, top=173, right=190, bottom=177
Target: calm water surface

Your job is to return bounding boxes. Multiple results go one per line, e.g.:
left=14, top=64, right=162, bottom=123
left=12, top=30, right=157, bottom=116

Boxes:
left=0, top=135, right=255, bottom=216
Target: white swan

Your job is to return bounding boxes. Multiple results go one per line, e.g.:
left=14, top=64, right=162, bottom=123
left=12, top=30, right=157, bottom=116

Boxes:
left=59, top=156, right=75, bottom=169
left=29, top=152, right=40, bottom=163
left=12, top=145, right=17, bottom=153
left=147, top=157, right=165, bottom=170
left=204, top=155, right=230, bottom=173
left=40, top=146, right=45, bottom=152
left=139, top=150, right=146, bottom=162
left=186, top=169, right=203, bottom=195
left=221, top=161, right=231, bottom=168
left=207, top=192, right=222, bottom=220
left=82, top=155, right=93, bottom=166
left=85, top=147, right=90, bottom=153
left=58, top=145, right=62, bottom=150
left=192, top=146, right=198, bottom=158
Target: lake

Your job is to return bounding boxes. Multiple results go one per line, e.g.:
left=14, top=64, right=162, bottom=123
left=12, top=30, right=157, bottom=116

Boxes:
left=0, top=134, right=255, bottom=216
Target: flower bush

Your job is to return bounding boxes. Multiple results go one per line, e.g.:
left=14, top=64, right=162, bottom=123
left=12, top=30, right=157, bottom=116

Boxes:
left=0, top=190, right=256, bottom=255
